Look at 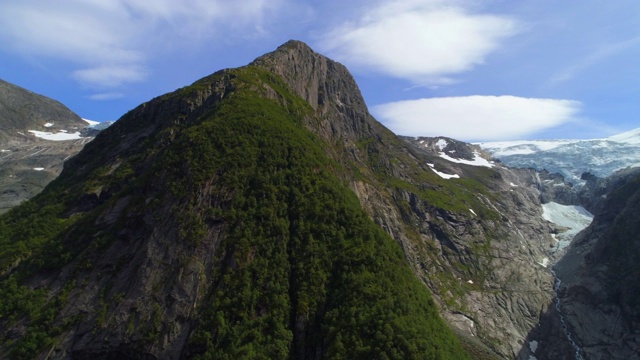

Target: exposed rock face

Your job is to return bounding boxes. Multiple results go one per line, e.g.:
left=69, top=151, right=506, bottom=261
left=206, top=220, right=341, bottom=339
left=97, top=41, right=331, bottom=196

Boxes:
left=0, top=78, right=94, bottom=213
left=524, top=168, right=640, bottom=359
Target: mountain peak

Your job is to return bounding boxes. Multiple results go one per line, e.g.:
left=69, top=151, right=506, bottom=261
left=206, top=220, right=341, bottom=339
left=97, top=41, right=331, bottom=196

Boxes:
left=0, top=78, right=87, bottom=140
left=251, top=40, right=379, bottom=144
left=251, top=40, right=361, bottom=110
left=278, top=39, right=315, bottom=52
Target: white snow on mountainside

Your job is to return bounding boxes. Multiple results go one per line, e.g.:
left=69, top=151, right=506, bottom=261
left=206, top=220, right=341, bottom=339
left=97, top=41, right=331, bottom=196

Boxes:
left=478, top=128, right=640, bottom=184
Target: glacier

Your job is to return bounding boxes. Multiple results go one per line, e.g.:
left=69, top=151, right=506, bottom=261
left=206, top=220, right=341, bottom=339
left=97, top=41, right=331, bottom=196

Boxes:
left=478, top=128, right=640, bottom=184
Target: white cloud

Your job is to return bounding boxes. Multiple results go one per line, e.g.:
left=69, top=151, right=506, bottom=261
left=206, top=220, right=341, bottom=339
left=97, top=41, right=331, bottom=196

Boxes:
left=319, top=0, right=519, bottom=85
left=373, top=96, right=582, bottom=141
left=74, top=66, right=148, bottom=89
left=87, top=92, right=125, bottom=101
left=0, top=0, right=283, bottom=89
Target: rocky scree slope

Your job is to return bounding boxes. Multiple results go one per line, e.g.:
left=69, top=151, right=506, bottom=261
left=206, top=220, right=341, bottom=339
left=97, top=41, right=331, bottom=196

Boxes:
left=0, top=78, right=94, bottom=213
left=0, top=42, right=470, bottom=359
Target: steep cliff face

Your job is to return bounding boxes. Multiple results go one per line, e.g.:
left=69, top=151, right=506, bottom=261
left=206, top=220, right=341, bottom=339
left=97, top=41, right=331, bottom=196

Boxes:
left=0, top=78, right=93, bottom=213
left=525, top=168, right=640, bottom=359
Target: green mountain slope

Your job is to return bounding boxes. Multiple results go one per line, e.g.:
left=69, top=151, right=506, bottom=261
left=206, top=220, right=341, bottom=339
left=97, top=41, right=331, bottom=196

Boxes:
left=0, top=57, right=468, bottom=358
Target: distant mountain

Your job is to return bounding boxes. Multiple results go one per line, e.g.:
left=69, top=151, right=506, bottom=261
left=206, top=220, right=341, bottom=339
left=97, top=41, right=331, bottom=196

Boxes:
left=478, top=128, right=640, bottom=184
left=0, top=79, right=102, bottom=212
left=0, top=78, right=88, bottom=141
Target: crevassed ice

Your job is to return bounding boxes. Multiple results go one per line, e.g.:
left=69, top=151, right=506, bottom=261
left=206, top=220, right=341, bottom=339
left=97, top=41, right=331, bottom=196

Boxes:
left=542, top=202, right=593, bottom=252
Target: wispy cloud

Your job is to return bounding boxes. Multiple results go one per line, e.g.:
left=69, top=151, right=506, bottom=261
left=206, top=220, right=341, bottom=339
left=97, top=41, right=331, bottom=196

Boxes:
left=319, top=0, right=520, bottom=85
left=74, top=65, right=148, bottom=89
left=550, top=36, right=640, bottom=85
left=0, top=0, right=283, bottom=90
left=87, top=92, right=125, bottom=101
left=373, top=96, right=581, bottom=141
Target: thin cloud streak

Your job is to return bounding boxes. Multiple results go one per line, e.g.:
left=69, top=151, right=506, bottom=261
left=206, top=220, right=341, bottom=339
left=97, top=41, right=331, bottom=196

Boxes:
left=373, top=96, right=582, bottom=141
left=550, top=35, right=640, bottom=85
left=87, top=92, right=125, bottom=101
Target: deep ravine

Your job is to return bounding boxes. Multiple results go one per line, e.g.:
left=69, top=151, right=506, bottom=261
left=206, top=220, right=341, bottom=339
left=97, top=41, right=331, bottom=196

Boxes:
left=550, top=269, right=584, bottom=360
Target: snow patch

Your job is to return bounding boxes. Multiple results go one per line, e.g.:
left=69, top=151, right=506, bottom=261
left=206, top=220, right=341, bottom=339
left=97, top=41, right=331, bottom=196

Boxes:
left=436, top=139, right=448, bottom=150
left=469, top=208, right=477, bottom=216
left=0, top=149, right=10, bottom=153
left=432, top=168, right=460, bottom=179
left=439, top=151, right=495, bottom=168
left=529, top=340, right=538, bottom=353
left=33, top=167, right=45, bottom=171
left=538, top=257, right=549, bottom=268
left=83, top=118, right=100, bottom=126
left=467, top=280, right=474, bottom=284
left=427, top=163, right=460, bottom=179
left=509, top=182, right=518, bottom=187
left=44, top=122, right=53, bottom=127
left=28, top=130, right=82, bottom=141
left=542, top=202, right=593, bottom=252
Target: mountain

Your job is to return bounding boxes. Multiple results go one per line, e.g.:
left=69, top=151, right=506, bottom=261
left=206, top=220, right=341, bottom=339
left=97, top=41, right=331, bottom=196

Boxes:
left=0, top=79, right=88, bottom=142
left=253, top=44, right=562, bottom=358
left=478, top=129, right=640, bottom=184
left=0, top=41, right=471, bottom=359
left=5, top=41, right=626, bottom=359
left=0, top=79, right=99, bottom=213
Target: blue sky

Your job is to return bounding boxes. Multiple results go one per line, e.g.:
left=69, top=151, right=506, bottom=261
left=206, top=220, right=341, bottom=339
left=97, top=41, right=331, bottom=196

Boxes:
left=0, top=0, right=638, bottom=142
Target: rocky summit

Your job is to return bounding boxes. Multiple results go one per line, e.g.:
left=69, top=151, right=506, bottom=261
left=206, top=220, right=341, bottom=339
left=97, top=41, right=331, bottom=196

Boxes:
left=0, top=41, right=638, bottom=360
